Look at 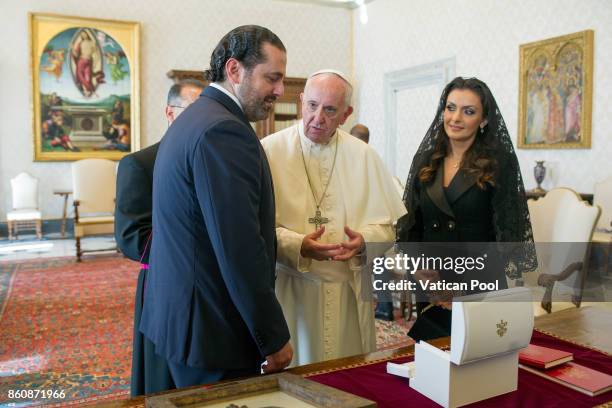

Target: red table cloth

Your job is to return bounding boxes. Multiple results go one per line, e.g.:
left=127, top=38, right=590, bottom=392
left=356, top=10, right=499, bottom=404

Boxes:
left=308, top=330, right=612, bottom=407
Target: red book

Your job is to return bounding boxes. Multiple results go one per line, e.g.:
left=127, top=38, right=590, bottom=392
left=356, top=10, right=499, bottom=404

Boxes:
left=519, top=344, right=573, bottom=369
left=520, top=362, right=612, bottom=397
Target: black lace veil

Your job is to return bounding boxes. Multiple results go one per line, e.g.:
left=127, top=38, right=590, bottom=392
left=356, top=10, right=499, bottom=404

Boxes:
left=396, top=77, right=537, bottom=279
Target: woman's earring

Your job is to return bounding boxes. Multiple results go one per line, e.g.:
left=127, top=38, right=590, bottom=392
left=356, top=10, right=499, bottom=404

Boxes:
left=480, top=127, right=484, bottom=134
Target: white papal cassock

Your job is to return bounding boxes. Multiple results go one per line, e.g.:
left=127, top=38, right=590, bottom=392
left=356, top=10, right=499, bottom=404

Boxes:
left=261, top=123, right=407, bottom=366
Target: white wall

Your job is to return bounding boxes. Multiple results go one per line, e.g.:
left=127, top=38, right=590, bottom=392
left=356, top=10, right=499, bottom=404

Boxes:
left=0, top=0, right=352, bottom=220
left=352, top=0, right=612, bottom=193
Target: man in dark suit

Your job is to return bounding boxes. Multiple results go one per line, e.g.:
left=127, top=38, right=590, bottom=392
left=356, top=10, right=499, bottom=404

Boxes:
left=115, top=79, right=204, bottom=396
left=139, top=25, right=293, bottom=389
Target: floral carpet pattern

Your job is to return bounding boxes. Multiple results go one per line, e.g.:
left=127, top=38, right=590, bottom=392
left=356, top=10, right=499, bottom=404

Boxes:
left=0, top=255, right=411, bottom=407
left=0, top=255, right=139, bottom=407
left=375, top=313, right=415, bottom=351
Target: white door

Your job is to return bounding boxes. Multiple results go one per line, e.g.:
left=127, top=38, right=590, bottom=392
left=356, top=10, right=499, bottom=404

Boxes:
left=383, top=58, right=456, bottom=184
left=394, top=84, right=441, bottom=184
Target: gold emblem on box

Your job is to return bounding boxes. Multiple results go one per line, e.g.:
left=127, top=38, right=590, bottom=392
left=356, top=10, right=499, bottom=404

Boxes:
left=497, top=319, right=508, bottom=337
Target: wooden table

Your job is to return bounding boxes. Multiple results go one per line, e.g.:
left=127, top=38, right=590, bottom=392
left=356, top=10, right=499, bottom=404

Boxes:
left=95, top=306, right=611, bottom=407
left=93, top=338, right=448, bottom=408
left=52, top=189, right=72, bottom=238
left=532, top=305, right=612, bottom=353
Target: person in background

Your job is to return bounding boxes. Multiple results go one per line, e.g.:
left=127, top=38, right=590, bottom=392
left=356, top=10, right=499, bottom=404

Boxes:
left=350, top=123, right=369, bottom=144
left=115, top=78, right=204, bottom=396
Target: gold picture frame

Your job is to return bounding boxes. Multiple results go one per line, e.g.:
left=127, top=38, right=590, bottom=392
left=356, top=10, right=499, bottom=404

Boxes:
left=145, top=373, right=376, bottom=408
left=30, top=12, right=140, bottom=161
left=518, top=30, right=593, bottom=149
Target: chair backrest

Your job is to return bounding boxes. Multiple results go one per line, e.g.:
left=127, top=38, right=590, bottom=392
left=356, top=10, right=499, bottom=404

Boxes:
left=71, top=158, right=117, bottom=214
left=10, top=172, right=39, bottom=210
left=528, top=188, right=600, bottom=242
left=593, top=176, right=612, bottom=231
left=528, top=188, right=601, bottom=280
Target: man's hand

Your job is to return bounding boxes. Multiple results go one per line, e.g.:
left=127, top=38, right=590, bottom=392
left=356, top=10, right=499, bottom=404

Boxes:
left=262, top=341, right=293, bottom=373
left=300, top=227, right=344, bottom=261
left=333, top=226, right=365, bottom=261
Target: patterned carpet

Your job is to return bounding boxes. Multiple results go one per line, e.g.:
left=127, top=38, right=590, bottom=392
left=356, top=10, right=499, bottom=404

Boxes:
left=0, top=255, right=139, bottom=407
left=0, top=255, right=412, bottom=406
left=375, top=311, right=415, bottom=351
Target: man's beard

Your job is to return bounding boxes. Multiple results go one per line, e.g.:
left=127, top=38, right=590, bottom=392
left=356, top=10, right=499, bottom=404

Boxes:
left=236, top=76, right=276, bottom=122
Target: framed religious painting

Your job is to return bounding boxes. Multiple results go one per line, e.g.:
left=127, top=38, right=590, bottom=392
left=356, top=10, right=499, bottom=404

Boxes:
left=518, top=30, right=593, bottom=149
left=30, top=12, right=140, bottom=161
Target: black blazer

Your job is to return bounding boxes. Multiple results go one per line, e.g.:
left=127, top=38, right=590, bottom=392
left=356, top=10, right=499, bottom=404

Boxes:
left=411, top=163, right=496, bottom=243
left=402, top=151, right=522, bottom=245
left=140, top=86, right=289, bottom=369
left=115, top=142, right=159, bottom=263
left=408, top=163, right=507, bottom=282
left=406, top=162, right=508, bottom=341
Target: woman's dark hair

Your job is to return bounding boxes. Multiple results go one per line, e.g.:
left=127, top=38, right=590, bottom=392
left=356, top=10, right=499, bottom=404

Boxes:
left=419, top=77, right=499, bottom=189
left=204, top=25, right=285, bottom=82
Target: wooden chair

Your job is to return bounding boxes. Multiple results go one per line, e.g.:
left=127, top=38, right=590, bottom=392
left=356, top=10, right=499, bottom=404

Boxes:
left=71, top=159, right=116, bottom=261
left=7, top=172, right=42, bottom=240
left=527, top=188, right=600, bottom=313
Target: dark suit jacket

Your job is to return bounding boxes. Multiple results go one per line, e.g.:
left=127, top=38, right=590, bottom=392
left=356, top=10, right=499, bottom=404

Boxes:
left=140, top=86, right=290, bottom=370
left=115, top=143, right=159, bottom=263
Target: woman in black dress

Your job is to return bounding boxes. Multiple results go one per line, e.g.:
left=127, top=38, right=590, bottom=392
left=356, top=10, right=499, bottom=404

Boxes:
left=397, top=77, right=537, bottom=341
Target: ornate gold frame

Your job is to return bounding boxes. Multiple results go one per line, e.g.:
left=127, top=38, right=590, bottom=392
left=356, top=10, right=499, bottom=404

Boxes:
left=30, top=12, right=140, bottom=161
left=518, top=30, right=593, bottom=149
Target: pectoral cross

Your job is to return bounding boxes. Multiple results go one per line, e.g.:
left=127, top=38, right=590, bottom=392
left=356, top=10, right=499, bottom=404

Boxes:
left=308, top=209, right=329, bottom=230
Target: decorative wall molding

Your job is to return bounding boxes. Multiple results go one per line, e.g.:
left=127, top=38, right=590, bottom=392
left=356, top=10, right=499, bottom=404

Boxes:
left=383, top=57, right=455, bottom=176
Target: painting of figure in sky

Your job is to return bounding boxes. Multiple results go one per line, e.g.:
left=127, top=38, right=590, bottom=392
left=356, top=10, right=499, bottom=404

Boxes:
left=38, top=26, right=131, bottom=154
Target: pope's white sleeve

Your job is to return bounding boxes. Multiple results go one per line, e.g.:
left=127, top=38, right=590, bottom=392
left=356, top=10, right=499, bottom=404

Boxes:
left=276, top=226, right=312, bottom=272
left=349, top=224, right=395, bottom=270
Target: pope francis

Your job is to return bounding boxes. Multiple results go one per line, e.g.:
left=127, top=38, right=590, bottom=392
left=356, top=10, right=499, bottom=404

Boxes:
left=261, top=70, right=406, bottom=365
